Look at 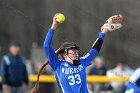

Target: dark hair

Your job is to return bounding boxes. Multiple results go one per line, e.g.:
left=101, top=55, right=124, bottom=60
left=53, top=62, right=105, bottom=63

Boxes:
left=31, top=42, right=80, bottom=93
left=118, top=61, right=126, bottom=65
left=9, top=41, right=21, bottom=47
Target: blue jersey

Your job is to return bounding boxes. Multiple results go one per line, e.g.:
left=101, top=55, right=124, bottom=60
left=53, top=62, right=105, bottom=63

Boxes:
left=125, top=68, right=140, bottom=93
left=44, top=28, right=105, bottom=93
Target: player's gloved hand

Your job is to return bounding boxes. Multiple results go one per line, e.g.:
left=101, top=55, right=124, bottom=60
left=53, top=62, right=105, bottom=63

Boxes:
left=51, top=13, right=61, bottom=30
left=101, top=14, right=123, bottom=34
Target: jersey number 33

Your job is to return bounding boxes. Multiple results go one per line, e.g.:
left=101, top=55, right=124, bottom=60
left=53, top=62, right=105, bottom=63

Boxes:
left=68, top=74, right=81, bottom=85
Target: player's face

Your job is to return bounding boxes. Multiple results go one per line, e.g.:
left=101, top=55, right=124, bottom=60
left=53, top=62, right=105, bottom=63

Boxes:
left=9, top=46, right=21, bottom=56
left=67, top=49, right=79, bottom=60
left=118, top=64, right=125, bottom=70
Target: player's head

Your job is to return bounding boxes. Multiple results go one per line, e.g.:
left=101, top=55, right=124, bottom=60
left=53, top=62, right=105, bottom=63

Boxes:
left=57, top=42, right=80, bottom=65
left=9, top=41, right=21, bottom=56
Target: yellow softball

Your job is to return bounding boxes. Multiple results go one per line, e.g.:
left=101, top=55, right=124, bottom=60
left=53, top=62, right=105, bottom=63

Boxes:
left=56, top=13, right=65, bottom=23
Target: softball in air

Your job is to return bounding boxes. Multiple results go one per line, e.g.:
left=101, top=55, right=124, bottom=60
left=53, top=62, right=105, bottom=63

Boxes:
left=56, top=13, right=65, bottom=23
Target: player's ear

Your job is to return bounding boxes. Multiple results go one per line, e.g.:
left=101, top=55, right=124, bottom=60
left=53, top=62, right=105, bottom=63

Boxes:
left=63, top=54, right=67, bottom=59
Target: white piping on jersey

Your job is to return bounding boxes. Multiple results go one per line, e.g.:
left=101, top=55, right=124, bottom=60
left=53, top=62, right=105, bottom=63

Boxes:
left=92, top=38, right=98, bottom=48
left=81, top=53, right=90, bottom=59
left=56, top=73, right=65, bottom=93
left=4, top=56, right=10, bottom=65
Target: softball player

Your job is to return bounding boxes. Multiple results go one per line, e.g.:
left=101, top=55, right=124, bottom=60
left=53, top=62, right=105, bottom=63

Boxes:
left=31, top=14, right=123, bottom=93
left=125, top=68, right=140, bottom=93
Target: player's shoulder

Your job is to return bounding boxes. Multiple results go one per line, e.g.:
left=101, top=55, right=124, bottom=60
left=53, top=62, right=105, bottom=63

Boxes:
left=80, top=49, right=97, bottom=59
left=80, top=53, right=90, bottom=59
left=59, top=60, right=70, bottom=66
left=59, top=59, right=65, bottom=63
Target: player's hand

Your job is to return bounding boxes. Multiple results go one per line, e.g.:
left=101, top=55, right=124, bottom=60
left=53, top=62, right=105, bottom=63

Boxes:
left=101, top=14, right=123, bottom=34
left=51, top=13, right=60, bottom=30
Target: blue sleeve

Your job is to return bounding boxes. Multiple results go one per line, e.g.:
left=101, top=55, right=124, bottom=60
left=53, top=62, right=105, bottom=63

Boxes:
left=126, top=82, right=140, bottom=93
left=1, top=59, right=9, bottom=85
left=80, top=49, right=98, bottom=67
left=80, top=32, right=105, bottom=67
left=99, top=32, right=105, bottom=40
left=44, top=28, right=60, bottom=70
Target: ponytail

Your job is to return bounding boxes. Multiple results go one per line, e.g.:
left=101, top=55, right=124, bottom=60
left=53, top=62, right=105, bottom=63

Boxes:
left=31, top=48, right=63, bottom=93
left=30, top=61, right=49, bottom=93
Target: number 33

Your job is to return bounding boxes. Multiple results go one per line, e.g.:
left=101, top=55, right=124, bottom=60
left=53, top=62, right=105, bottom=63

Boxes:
left=68, top=74, right=81, bottom=85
